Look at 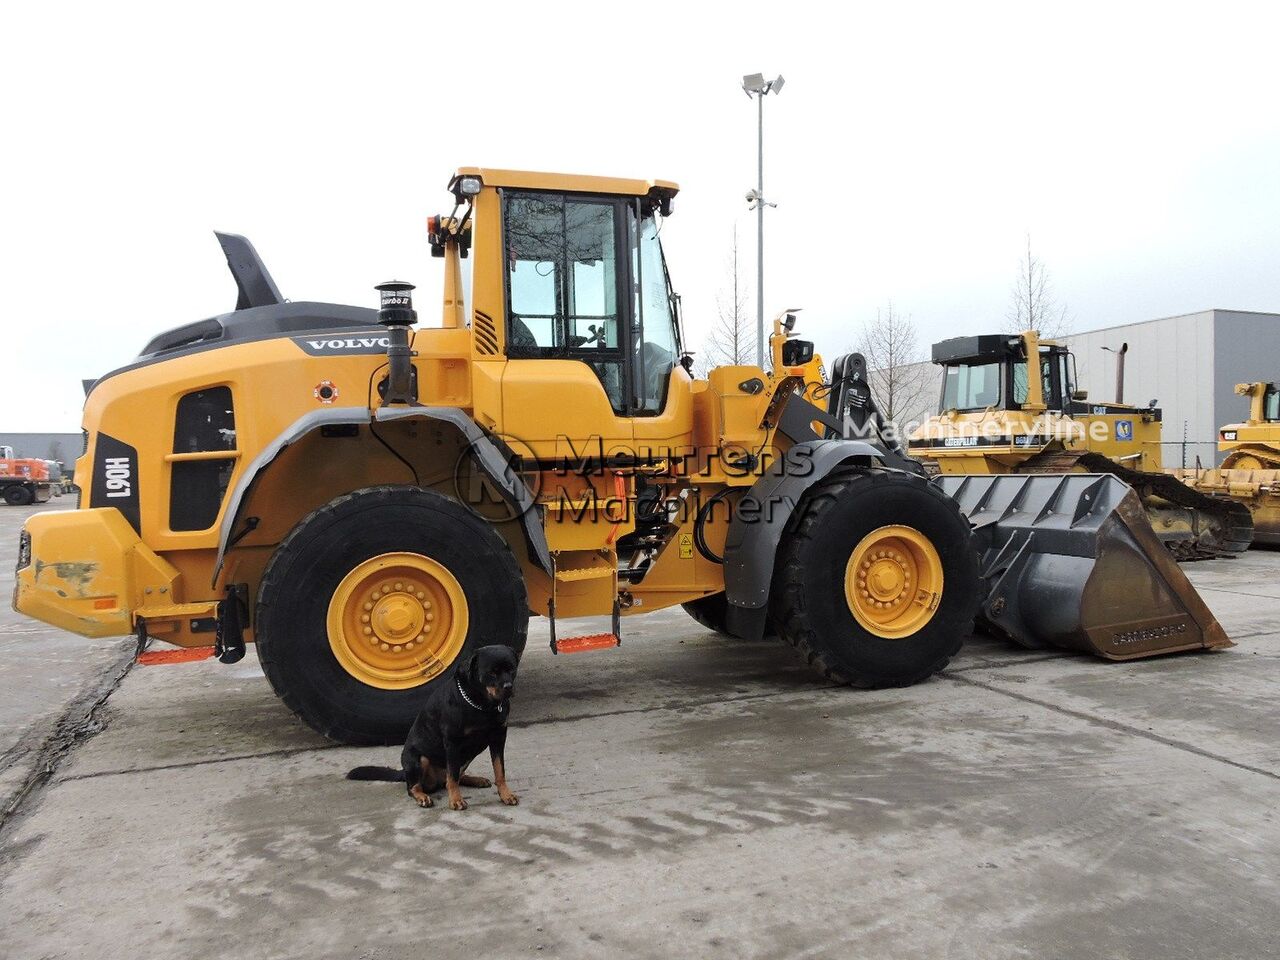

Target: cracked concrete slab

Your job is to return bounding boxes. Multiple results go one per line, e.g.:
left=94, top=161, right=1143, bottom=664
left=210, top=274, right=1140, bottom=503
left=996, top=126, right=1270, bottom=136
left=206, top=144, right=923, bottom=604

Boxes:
left=0, top=502, right=138, bottom=818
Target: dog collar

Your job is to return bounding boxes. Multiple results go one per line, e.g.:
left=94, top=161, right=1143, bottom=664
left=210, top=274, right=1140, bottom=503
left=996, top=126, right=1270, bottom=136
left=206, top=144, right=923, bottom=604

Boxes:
left=456, top=676, right=506, bottom=715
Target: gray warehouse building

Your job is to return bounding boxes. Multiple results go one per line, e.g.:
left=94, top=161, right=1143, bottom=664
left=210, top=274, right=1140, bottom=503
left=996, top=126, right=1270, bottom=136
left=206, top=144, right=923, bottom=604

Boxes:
left=0, top=432, right=83, bottom=465
left=1066, top=309, right=1280, bottom=467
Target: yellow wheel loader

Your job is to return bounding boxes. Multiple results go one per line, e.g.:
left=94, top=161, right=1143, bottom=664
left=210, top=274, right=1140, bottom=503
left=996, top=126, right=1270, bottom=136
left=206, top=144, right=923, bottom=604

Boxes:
left=1174, top=382, right=1280, bottom=545
left=907, top=331, right=1253, bottom=560
left=11, top=170, right=1231, bottom=745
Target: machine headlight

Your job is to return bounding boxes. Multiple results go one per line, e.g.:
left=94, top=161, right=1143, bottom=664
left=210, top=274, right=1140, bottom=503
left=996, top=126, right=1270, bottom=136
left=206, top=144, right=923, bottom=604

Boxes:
left=458, top=176, right=482, bottom=197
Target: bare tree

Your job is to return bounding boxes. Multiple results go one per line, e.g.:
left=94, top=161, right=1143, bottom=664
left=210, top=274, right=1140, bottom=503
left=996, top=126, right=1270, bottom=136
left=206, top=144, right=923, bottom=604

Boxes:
left=697, top=225, right=755, bottom=375
left=1006, top=235, right=1071, bottom=337
left=855, top=302, right=933, bottom=429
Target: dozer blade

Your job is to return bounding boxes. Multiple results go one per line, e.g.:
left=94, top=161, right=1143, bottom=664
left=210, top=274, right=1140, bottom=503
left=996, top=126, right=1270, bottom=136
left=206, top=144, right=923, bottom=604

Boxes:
left=1173, top=467, right=1280, bottom=547
left=932, top=474, right=1232, bottom=660
left=1015, top=448, right=1255, bottom=559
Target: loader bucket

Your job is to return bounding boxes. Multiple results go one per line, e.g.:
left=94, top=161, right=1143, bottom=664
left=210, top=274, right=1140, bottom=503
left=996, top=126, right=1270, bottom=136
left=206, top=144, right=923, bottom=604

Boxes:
left=932, top=474, right=1231, bottom=659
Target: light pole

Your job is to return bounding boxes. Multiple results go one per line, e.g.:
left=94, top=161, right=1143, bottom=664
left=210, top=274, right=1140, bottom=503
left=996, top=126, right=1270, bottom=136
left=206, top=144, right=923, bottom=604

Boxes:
left=742, top=72, right=784, bottom=368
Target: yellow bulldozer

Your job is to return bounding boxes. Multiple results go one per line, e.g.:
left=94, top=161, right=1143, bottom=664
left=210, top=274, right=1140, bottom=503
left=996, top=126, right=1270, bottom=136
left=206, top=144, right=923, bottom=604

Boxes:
left=1174, top=381, right=1280, bottom=545
left=11, top=169, right=1231, bottom=745
left=908, top=330, right=1253, bottom=559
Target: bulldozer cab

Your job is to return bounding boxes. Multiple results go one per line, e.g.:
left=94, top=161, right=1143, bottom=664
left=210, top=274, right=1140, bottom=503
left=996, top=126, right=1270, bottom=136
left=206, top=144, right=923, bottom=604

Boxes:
left=1235, top=381, right=1280, bottom=427
left=935, top=332, right=1075, bottom=415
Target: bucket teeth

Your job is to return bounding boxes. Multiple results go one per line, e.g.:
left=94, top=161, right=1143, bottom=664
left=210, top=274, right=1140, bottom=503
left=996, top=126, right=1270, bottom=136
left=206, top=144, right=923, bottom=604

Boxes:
left=933, top=474, right=1231, bottom=659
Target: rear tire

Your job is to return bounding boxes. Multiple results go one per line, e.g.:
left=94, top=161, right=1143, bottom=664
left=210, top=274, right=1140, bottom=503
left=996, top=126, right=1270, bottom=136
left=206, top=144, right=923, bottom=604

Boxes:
left=255, top=486, right=528, bottom=745
left=772, top=468, right=979, bottom=687
left=681, top=593, right=734, bottom=636
left=3, top=485, right=33, bottom=506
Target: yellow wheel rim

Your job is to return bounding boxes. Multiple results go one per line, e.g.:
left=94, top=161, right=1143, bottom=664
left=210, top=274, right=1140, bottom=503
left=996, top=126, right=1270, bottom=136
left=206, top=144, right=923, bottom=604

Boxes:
left=844, top=525, right=944, bottom=639
left=326, top=552, right=469, bottom=690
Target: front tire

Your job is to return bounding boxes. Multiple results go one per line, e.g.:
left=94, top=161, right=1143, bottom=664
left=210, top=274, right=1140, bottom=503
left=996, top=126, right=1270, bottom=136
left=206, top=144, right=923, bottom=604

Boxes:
left=681, top=593, right=734, bottom=635
left=772, top=468, right=979, bottom=687
left=256, top=486, right=528, bottom=745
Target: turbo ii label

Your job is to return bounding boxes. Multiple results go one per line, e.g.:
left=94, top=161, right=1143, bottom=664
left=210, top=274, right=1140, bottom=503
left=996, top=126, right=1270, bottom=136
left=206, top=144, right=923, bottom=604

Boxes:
left=292, top=333, right=391, bottom=356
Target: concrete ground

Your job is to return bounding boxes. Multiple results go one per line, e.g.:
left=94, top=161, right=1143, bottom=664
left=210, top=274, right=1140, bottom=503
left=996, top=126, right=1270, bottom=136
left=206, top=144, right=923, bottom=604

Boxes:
left=0, top=500, right=136, bottom=818
left=1, top=521, right=1278, bottom=959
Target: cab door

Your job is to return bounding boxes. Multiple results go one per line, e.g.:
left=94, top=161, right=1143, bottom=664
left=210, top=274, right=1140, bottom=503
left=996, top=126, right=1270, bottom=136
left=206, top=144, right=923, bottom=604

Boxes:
left=498, top=190, right=635, bottom=462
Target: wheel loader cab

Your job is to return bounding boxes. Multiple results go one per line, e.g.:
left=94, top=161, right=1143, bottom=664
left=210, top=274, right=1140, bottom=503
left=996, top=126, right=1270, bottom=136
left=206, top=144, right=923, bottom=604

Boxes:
left=447, top=170, right=691, bottom=464
left=500, top=189, right=681, bottom=417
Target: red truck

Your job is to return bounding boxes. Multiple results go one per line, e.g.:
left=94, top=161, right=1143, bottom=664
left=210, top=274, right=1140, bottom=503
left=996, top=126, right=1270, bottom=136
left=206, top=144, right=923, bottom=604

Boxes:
left=0, top=445, right=55, bottom=506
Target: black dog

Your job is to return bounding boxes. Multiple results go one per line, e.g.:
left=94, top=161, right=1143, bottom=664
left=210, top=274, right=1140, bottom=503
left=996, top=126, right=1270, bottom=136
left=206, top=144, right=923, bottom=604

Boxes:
left=347, top=645, right=519, bottom=810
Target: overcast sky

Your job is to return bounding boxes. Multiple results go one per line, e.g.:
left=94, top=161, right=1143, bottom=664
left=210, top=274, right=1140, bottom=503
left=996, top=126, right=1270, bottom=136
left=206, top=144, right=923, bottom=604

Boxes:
left=4, top=1, right=1279, bottom=432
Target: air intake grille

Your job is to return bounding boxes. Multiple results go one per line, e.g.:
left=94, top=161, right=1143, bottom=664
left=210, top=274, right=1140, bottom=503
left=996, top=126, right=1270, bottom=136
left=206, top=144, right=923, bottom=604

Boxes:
left=473, top=310, right=499, bottom=355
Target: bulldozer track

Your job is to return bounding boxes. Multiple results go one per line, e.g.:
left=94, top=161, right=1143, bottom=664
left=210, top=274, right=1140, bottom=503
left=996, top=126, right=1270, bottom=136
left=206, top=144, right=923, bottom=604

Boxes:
left=1223, top=448, right=1280, bottom=471
left=1013, top=447, right=1254, bottom=560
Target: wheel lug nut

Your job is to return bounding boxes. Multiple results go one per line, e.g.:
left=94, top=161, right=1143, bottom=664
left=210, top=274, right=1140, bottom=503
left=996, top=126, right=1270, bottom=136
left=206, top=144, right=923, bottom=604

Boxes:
left=361, top=614, right=370, bottom=623
left=416, top=591, right=425, bottom=600
left=380, top=643, right=390, bottom=651
left=393, top=645, right=402, bottom=653
left=371, top=591, right=381, bottom=600
left=394, top=582, right=403, bottom=591
left=363, top=627, right=372, bottom=636
left=363, top=602, right=373, bottom=611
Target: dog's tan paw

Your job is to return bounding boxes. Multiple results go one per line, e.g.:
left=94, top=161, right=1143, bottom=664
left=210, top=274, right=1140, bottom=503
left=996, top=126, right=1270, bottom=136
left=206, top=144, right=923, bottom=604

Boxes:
left=499, top=791, right=520, bottom=806
left=449, top=797, right=468, bottom=811
left=415, top=795, right=434, bottom=808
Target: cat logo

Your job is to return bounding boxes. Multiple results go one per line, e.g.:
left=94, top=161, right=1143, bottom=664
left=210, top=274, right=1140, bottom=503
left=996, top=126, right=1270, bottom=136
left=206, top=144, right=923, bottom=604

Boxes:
left=1115, top=420, right=1133, bottom=442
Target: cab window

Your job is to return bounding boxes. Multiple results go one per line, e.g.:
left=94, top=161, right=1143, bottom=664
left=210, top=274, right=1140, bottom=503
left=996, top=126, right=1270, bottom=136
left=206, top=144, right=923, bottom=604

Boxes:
left=630, top=207, right=679, bottom=414
left=942, top=362, right=1001, bottom=411
left=170, top=386, right=236, bottom=531
left=1266, top=386, right=1279, bottom=422
left=1012, top=353, right=1065, bottom=409
left=505, top=192, right=625, bottom=411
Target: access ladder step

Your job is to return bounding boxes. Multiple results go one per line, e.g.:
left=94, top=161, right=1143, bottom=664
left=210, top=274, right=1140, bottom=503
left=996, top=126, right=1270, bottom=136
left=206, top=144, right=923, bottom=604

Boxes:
left=554, top=633, right=620, bottom=654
